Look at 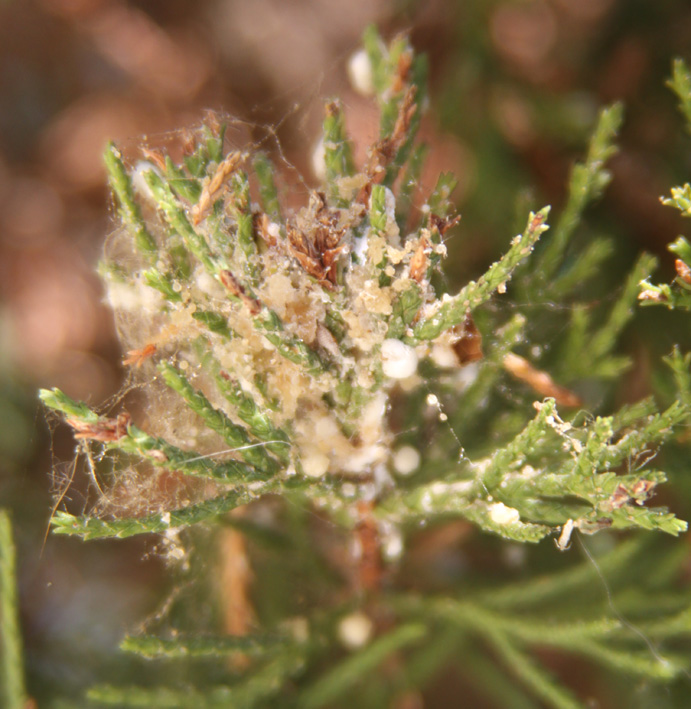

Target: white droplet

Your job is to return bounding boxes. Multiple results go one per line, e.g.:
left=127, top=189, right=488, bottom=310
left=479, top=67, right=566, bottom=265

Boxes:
left=380, top=186, right=397, bottom=223
left=347, top=49, right=375, bottom=96
left=382, top=526, right=404, bottom=560
left=392, top=445, right=420, bottom=476
left=311, top=136, right=326, bottom=182
left=488, top=502, right=520, bottom=525
left=430, top=344, right=458, bottom=368
left=131, top=161, right=158, bottom=201
left=302, top=451, right=329, bottom=478
left=338, top=612, right=373, bottom=649
left=381, top=339, right=418, bottom=379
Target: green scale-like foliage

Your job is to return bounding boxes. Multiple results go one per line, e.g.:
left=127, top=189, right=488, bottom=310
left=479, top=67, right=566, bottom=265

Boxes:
left=639, top=59, right=691, bottom=312
left=39, top=28, right=691, bottom=709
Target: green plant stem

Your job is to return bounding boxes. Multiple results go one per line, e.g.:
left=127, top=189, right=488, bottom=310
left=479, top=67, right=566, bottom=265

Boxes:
left=0, top=510, right=27, bottom=709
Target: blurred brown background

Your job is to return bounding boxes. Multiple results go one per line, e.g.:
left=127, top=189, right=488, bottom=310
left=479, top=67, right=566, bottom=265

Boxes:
left=1, top=0, right=690, bottom=704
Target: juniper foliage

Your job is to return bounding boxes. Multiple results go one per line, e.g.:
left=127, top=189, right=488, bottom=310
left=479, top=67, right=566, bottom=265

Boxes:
left=40, top=29, right=691, bottom=708
left=639, top=59, right=691, bottom=313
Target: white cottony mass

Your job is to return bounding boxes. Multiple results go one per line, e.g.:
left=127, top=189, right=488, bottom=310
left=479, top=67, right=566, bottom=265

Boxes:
left=381, top=339, right=418, bottom=379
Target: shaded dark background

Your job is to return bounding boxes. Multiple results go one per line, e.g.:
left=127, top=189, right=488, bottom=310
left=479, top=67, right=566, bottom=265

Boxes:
left=1, top=0, right=691, bottom=705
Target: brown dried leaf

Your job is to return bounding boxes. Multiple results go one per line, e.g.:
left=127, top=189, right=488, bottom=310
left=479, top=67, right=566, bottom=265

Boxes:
left=503, top=352, right=582, bottom=407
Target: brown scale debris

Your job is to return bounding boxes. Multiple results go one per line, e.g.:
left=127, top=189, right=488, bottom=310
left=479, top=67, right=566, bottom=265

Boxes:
left=638, top=287, right=666, bottom=302
left=286, top=192, right=349, bottom=288
left=409, top=214, right=460, bottom=283
left=218, top=269, right=261, bottom=315
left=529, top=211, right=546, bottom=231
left=391, top=48, right=413, bottom=94
left=180, top=128, right=198, bottom=157
left=255, top=212, right=278, bottom=247
left=191, top=150, right=247, bottom=225
left=140, top=147, right=167, bottom=173
left=631, top=478, right=655, bottom=499
left=218, top=514, right=255, bottom=670
left=67, top=412, right=131, bottom=442
left=452, top=313, right=484, bottom=365
left=609, top=484, right=632, bottom=510
left=429, top=212, right=461, bottom=238
left=605, top=479, right=656, bottom=511
left=675, top=258, right=691, bottom=285
left=409, top=233, right=431, bottom=283
left=354, top=500, right=383, bottom=593
left=123, top=343, right=157, bottom=368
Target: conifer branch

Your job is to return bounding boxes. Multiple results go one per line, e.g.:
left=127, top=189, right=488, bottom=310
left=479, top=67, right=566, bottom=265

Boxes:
left=534, top=103, right=624, bottom=284
left=252, top=152, right=282, bottom=221
left=157, top=362, right=280, bottom=474
left=411, top=208, right=551, bottom=342
left=104, top=142, right=158, bottom=259
left=39, top=29, right=691, bottom=709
